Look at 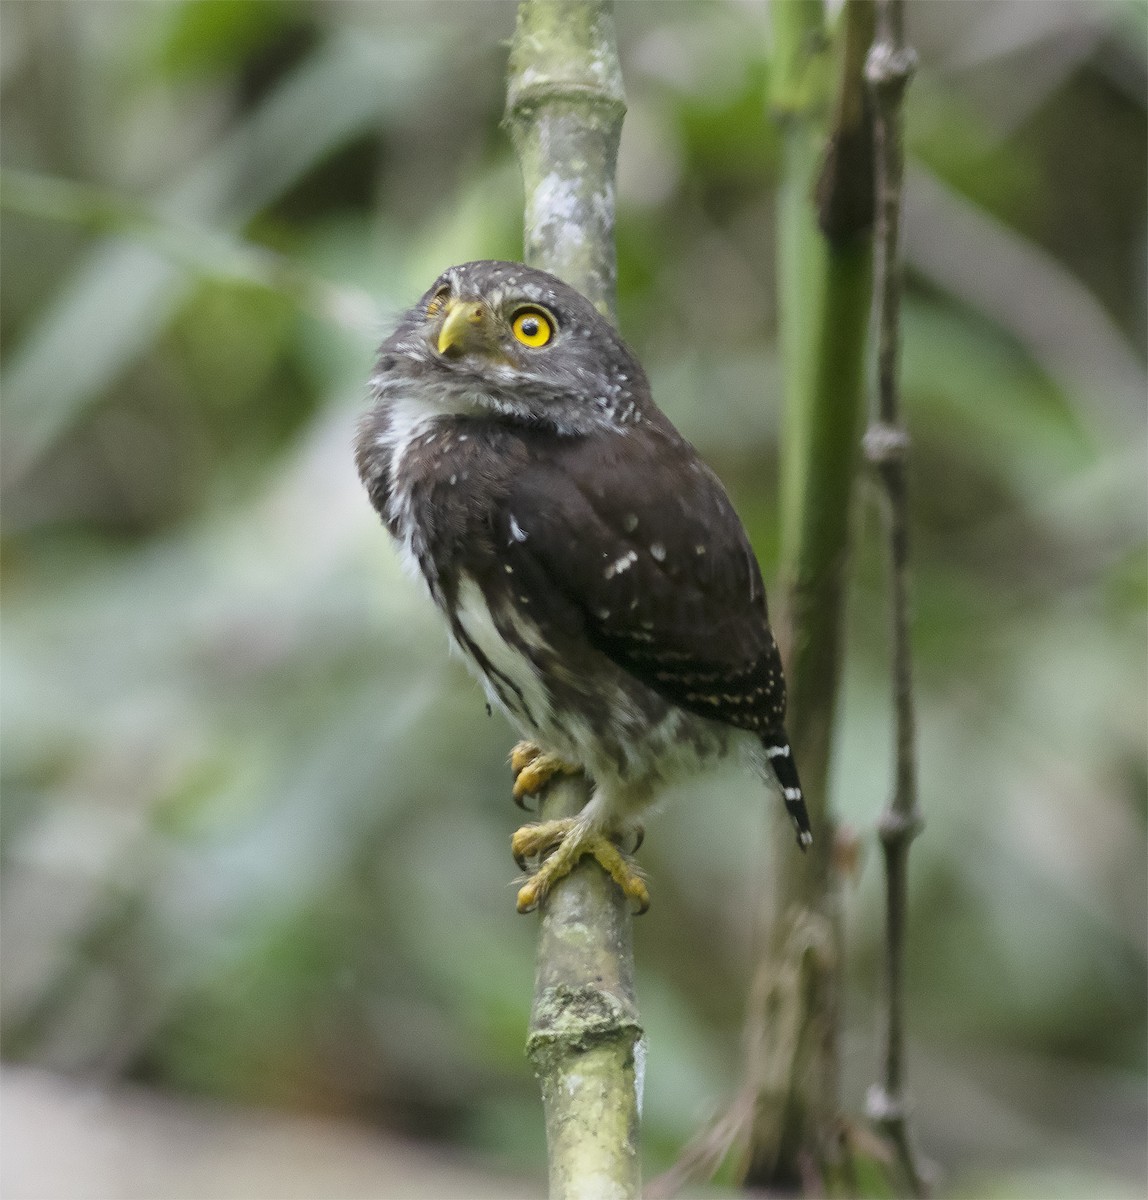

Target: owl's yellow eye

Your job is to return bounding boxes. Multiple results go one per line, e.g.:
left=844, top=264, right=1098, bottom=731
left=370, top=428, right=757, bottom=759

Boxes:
left=511, top=308, right=553, bottom=348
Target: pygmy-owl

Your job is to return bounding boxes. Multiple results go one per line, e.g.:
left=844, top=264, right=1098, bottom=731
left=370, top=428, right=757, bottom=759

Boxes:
left=355, top=261, right=811, bottom=913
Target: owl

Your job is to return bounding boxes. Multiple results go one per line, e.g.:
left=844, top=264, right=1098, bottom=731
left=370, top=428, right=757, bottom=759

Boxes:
left=356, top=261, right=810, bottom=913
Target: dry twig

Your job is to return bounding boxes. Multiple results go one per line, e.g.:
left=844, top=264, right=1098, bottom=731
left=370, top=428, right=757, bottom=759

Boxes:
left=862, top=1, right=927, bottom=1193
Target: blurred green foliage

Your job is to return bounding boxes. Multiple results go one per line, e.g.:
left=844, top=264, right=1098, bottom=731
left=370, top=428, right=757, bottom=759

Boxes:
left=1, top=2, right=1145, bottom=1196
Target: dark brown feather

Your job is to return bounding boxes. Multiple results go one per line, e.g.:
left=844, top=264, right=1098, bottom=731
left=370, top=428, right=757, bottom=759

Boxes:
left=495, top=419, right=790, bottom=736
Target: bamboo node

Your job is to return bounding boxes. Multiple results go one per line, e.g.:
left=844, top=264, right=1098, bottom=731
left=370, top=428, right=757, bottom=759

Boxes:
left=865, top=44, right=917, bottom=94
left=877, top=806, right=923, bottom=844
left=863, top=422, right=909, bottom=465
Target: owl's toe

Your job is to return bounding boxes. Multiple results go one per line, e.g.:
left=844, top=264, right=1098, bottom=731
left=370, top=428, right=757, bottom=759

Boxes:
left=509, top=741, right=580, bottom=806
left=509, top=740, right=541, bottom=776
left=511, top=817, right=576, bottom=871
left=512, top=820, right=649, bottom=914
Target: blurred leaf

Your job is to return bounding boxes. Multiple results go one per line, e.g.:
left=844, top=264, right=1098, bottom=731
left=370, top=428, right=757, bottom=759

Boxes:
left=908, top=79, right=1040, bottom=223
left=1, top=26, right=441, bottom=487
left=149, top=0, right=301, bottom=81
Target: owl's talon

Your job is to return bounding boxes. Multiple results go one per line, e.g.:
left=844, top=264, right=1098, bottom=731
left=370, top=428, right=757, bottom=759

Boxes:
left=510, top=741, right=580, bottom=804
left=516, top=879, right=543, bottom=914
left=629, top=824, right=645, bottom=855
left=629, top=878, right=651, bottom=916
left=509, top=741, right=539, bottom=810
left=511, top=818, right=574, bottom=865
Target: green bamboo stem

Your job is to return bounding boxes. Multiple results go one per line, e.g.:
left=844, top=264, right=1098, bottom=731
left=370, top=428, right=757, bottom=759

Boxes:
left=504, top=6, right=642, bottom=1198
left=741, top=0, right=875, bottom=1189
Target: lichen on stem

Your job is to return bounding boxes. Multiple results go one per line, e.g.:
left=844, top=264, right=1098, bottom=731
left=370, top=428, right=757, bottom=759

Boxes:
left=504, top=5, right=641, bottom=1199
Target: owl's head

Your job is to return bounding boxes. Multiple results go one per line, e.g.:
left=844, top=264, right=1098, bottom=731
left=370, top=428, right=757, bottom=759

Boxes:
left=372, top=261, right=650, bottom=435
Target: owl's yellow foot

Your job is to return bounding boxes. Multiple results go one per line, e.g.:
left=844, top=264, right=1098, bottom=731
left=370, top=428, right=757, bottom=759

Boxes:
left=509, top=740, right=580, bottom=808
left=512, top=818, right=650, bottom=915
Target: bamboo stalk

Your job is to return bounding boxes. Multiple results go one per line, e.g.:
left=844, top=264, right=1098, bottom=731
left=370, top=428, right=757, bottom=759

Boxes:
left=741, top=0, right=875, bottom=1189
left=862, top=2, right=926, bottom=1194
left=504, top=6, right=642, bottom=1198
left=505, top=0, right=625, bottom=322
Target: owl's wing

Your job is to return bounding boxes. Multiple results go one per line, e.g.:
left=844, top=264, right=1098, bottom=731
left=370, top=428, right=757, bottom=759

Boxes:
left=500, top=423, right=788, bottom=736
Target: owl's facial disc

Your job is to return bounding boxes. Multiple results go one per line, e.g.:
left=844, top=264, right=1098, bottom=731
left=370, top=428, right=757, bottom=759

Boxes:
left=431, top=282, right=559, bottom=374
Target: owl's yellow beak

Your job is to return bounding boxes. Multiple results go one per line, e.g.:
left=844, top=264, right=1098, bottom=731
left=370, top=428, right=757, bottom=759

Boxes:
left=436, top=299, right=492, bottom=357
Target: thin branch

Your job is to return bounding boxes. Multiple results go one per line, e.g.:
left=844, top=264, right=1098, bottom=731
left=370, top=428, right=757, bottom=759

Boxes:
left=862, top=1, right=927, bottom=1195
left=504, top=5, right=642, bottom=1199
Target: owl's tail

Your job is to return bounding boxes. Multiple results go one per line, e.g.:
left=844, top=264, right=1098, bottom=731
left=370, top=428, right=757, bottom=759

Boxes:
left=761, top=729, right=813, bottom=850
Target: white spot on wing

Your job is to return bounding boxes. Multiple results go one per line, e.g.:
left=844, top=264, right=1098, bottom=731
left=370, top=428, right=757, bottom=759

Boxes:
left=509, top=515, right=528, bottom=543
left=649, top=542, right=666, bottom=562
left=604, top=549, right=638, bottom=579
